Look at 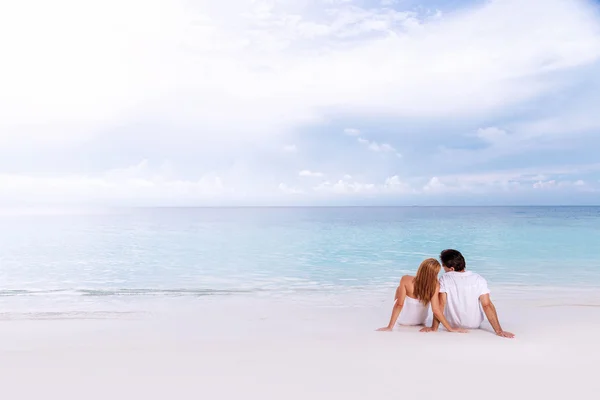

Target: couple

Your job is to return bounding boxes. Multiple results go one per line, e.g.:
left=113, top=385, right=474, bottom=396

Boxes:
left=377, top=249, right=514, bottom=338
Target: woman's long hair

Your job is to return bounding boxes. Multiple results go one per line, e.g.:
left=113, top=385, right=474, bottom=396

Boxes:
left=413, top=258, right=441, bottom=306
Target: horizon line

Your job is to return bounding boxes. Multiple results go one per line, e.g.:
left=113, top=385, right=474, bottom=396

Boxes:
left=2, top=205, right=597, bottom=209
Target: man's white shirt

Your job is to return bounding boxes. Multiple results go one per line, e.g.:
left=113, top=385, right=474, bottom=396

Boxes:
left=439, top=271, right=490, bottom=329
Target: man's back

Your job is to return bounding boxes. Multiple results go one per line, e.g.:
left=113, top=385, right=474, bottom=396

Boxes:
left=439, top=271, right=490, bottom=329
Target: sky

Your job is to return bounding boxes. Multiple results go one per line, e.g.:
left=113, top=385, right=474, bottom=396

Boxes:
left=1, top=0, right=600, bottom=206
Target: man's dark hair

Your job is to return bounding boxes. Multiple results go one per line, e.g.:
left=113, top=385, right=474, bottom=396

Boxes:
left=440, top=249, right=466, bottom=272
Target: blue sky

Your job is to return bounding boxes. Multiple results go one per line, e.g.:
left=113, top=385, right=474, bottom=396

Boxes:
left=0, top=0, right=599, bottom=206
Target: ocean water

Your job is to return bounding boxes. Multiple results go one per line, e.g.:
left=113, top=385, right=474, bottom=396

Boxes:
left=1, top=206, right=600, bottom=315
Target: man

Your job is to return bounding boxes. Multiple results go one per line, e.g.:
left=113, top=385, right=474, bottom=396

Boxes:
left=421, top=249, right=515, bottom=338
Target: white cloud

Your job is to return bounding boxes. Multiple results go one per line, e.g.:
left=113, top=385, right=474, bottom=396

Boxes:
left=532, top=179, right=596, bottom=191
left=533, top=179, right=557, bottom=189
left=423, top=177, right=446, bottom=193
left=0, top=160, right=232, bottom=205
left=417, top=164, right=600, bottom=195
left=357, top=138, right=402, bottom=157
left=0, top=0, right=599, bottom=204
left=383, top=175, right=414, bottom=193
left=2, top=0, right=599, bottom=148
left=299, top=170, right=325, bottom=178
left=278, top=183, right=304, bottom=195
left=516, top=111, right=600, bottom=137
left=477, top=127, right=509, bottom=144
left=312, top=174, right=412, bottom=196
left=314, top=179, right=377, bottom=195
left=1, top=160, right=595, bottom=205
left=308, top=169, right=599, bottom=198
left=344, top=128, right=361, bottom=136
left=376, top=143, right=399, bottom=154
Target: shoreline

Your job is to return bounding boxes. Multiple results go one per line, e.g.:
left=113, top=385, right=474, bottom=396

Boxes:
left=2, top=283, right=600, bottom=316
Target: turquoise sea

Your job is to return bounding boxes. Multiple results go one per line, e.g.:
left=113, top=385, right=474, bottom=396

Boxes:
left=1, top=206, right=599, bottom=314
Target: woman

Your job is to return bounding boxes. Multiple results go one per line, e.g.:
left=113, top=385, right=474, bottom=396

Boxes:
left=377, top=258, right=467, bottom=333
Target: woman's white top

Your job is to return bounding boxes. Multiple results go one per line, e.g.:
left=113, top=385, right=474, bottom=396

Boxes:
left=397, top=296, right=429, bottom=326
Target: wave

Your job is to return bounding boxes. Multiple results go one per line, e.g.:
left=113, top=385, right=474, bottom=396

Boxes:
left=0, top=284, right=363, bottom=298
left=80, top=288, right=260, bottom=296
left=0, top=288, right=264, bottom=297
left=0, top=311, right=141, bottom=320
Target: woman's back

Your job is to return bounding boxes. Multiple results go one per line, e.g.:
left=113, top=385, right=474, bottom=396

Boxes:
left=403, top=275, right=417, bottom=299
left=396, top=275, right=429, bottom=326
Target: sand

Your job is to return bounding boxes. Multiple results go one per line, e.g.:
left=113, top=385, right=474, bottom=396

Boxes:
left=1, top=289, right=599, bottom=399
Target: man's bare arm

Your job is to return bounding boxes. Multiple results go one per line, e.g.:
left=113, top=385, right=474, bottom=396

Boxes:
left=480, top=294, right=515, bottom=338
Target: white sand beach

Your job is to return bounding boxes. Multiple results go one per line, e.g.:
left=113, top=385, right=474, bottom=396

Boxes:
left=1, top=288, right=599, bottom=400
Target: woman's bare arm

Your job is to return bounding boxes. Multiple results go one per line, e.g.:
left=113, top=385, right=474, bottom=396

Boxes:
left=377, top=278, right=407, bottom=331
